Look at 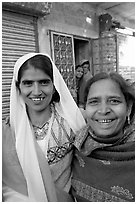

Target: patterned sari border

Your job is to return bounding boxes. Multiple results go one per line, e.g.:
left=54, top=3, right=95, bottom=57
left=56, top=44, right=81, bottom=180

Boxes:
left=72, top=179, right=126, bottom=202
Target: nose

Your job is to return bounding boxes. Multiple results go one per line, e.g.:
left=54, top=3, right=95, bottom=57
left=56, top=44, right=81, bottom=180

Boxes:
left=98, top=102, right=111, bottom=115
left=32, top=82, right=42, bottom=95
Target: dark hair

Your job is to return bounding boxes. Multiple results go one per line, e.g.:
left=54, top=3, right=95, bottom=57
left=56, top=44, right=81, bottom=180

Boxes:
left=16, top=54, right=60, bottom=103
left=84, top=72, right=135, bottom=124
left=75, top=65, right=82, bottom=70
left=81, top=60, right=90, bottom=66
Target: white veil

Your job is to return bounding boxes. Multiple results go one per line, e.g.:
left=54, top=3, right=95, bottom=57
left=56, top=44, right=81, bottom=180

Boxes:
left=10, top=53, right=86, bottom=201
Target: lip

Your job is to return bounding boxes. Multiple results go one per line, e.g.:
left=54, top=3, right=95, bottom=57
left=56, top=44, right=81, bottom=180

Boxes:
left=95, top=119, right=115, bottom=124
left=93, top=118, right=117, bottom=129
left=30, top=97, right=45, bottom=104
left=31, top=97, right=45, bottom=101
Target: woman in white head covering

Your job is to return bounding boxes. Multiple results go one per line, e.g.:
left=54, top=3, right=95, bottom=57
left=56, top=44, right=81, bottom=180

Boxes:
left=2, top=53, right=86, bottom=202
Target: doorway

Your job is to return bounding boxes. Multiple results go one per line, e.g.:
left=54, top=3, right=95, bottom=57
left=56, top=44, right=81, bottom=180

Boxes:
left=74, top=37, right=92, bottom=73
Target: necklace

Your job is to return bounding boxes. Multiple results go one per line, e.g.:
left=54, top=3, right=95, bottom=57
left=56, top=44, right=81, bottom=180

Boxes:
left=33, top=120, right=50, bottom=140
left=32, top=105, right=53, bottom=140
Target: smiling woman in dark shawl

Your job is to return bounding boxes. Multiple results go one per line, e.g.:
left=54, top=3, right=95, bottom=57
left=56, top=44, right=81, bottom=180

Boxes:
left=71, top=72, right=135, bottom=202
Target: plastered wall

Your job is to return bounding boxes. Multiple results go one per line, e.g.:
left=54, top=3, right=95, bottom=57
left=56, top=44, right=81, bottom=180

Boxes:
left=37, top=2, right=99, bottom=54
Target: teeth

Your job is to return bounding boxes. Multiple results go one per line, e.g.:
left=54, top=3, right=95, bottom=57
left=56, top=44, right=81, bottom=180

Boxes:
left=98, top=119, right=112, bottom=123
left=32, top=98, right=44, bottom=101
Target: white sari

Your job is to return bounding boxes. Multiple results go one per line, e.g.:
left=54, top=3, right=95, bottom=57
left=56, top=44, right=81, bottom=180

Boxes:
left=3, top=53, right=86, bottom=201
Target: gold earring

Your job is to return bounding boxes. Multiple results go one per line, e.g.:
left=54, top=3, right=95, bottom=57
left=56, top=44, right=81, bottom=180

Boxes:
left=127, top=115, right=130, bottom=125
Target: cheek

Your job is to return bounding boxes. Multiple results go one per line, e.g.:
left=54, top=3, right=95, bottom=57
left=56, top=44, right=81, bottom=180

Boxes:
left=85, top=104, right=128, bottom=120
left=85, top=105, right=94, bottom=118
left=19, top=87, right=29, bottom=96
left=40, top=87, right=54, bottom=101
left=19, top=83, right=31, bottom=95
left=115, top=105, right=128, bottom=119
left=43, top=86, right=54, bottom=95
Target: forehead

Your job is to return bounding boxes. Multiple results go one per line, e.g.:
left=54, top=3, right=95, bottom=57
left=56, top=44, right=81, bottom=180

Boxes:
left=83, top=64, right=89, bottom=68
left=76, top=67, right=83, bottom=71
left=88, top=79, right=124, bottom=98
left=20, top=66, right=51, bottom=80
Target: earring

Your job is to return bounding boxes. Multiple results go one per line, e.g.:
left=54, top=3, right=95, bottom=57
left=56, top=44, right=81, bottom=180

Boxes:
left=127, top=115, right=130, bottom=125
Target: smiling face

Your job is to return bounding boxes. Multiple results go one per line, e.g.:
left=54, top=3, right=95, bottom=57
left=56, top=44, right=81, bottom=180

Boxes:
left=75, top=66, right=83, bottom=79
left=83, top=63, right=90, bottom=74
left=19, top=66, right=54, bottom=113
left=85, top=79, right=130, bottom=139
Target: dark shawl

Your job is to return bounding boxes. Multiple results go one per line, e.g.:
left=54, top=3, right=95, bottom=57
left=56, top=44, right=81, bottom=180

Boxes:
left=71, top=124, right=135, bottom=202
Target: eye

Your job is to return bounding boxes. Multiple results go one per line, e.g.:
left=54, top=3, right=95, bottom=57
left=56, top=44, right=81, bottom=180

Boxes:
left=39, top=79, right=51, bottom=85
left=22, top=80, right=33, bottom=86
left=109, top=98, right=122, bottom=105
left=87, top=99, right=99, bottom=105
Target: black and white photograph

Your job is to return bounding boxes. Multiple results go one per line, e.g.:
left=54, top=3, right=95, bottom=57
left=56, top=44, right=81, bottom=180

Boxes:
left=2, top=1, right=135, bottom=202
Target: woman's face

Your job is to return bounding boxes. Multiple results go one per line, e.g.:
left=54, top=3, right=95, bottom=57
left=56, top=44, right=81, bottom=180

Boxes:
left=85, top=79, right=129, bottom=138
left=76, top=67, right=83, bottom=79
left=83, top=64, right=89, bottom=74
left=19, top=65, right=54, bottom=113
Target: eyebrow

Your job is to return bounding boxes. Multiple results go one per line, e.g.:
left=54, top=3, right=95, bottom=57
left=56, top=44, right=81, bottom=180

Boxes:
left=22, top=79, right=51, bottom=82
left=87, top=95, right=122, bottom=100
left=87, top=97, right=99, bottom=101
left=22, top=79, right=33, bottom=82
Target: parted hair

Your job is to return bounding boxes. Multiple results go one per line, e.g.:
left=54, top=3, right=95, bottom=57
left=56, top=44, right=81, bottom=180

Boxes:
left=16, top=54, right=60, bottom=103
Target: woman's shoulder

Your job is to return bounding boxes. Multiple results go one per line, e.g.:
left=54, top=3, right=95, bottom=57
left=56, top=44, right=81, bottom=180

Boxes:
left=2, top=117, right=13, bottom=139
left=74, top=125, right=89, bottom=150
left=2, top=117, right=10, bottom=128
left=54, top=105, right=71, bottom=127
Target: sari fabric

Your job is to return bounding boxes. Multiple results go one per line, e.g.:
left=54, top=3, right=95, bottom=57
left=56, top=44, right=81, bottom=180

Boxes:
left=2, top=120, right=57, bottom=202
left=2, top=53, right=86, bottom=202
left=71, top=124, right=135, bottom=202
left=2, top=118, right=74, bottom=202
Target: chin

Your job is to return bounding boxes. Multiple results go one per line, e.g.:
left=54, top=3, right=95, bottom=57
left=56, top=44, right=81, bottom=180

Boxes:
left=31, top=106, right=46, bottom=112
left=94, top=130, right=114, bottom=138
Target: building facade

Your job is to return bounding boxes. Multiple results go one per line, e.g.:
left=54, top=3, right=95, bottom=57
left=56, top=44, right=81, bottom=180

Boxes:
left=2, top=2, right=135, bottom=120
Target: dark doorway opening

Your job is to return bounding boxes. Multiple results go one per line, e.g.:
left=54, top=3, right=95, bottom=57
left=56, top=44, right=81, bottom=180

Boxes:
left=74, top=37, right=91, bottom=71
